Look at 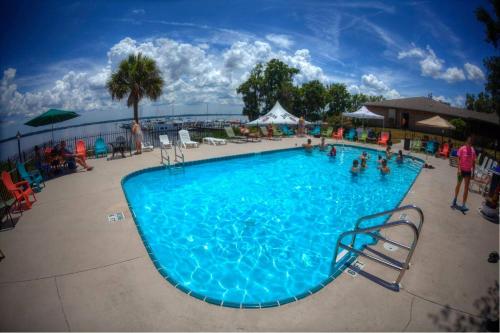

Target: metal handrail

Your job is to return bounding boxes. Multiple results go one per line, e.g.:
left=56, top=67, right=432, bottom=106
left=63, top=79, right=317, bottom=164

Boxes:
left=173, top=141, right=185, bottom=166
left=333, top=219, right=420, bottom=286
left=354, top=204, right=424, bottom=236
left=160, top=146, right=170, bottom=167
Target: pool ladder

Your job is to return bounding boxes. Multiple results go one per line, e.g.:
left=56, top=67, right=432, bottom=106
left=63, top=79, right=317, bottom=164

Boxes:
left=332, top=205, right=424, bottom=291
left=160, top=140, right=185, bottom=171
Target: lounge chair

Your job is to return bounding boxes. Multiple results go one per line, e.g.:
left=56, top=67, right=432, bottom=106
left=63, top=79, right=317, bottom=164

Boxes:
left=141, top=141, right=154, bottom=152
left=281, top=125, right=294, bottom=136
left=378, top=132, right=389, bottom=146
left=1, top=171, right=36, bottom=210
left=358, top=131, right=368, bottom=143
left=203, top=137, right=227, bottom=145
left=272, top=125, right=284, bottom=137
left=366, top=130, right=378, bottom=143
left=345, top=128, right=356, bottom=141
left=438, top=143, right=450, bottom=158
left=425, top=141, right=437, bottom=155
left=411, top=139, right=422, bottom=152
left=224, top=127, right=247, bottom=143
left=94, top=138, right=108, bottom=158
left=322, top=127, right=333, bottom=138
left=309, top=126, right=321, bottom=137
left=17, top=162, right=45, bottom=192
left=76, top=140, right=87, bottom=159
left=332, top=128, right=344, bottom=140
left=178, top=130, right=198, bottom=148
left=159, top=135, right=172, bottom=149
left=260, top=126, right=281, bottom=140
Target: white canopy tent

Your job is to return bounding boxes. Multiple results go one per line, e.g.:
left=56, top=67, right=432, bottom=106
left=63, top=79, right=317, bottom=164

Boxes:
left=341, top=106, right=384, bottom=129
left=247, top=101, right=310, bottom=125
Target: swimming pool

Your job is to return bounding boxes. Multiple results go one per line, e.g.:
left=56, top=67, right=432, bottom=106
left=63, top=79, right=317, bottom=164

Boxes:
left=122, top=146, right=422, bottom=308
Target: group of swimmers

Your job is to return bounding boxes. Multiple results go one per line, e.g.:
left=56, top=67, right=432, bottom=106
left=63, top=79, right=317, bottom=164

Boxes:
left=303, top=138, right=405, bottom=175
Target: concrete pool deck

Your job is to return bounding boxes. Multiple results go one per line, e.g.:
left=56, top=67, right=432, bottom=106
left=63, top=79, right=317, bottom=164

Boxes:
left=0, top=137, right=498, bottom=331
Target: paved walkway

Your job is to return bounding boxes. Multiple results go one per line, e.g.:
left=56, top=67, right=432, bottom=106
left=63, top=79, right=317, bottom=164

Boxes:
left=0, top=138, right=498, bottom=331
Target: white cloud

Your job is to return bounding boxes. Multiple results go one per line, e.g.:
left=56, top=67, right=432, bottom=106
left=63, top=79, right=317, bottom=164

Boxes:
left=360, top=73, right=400, bottom=99
left=1, top=36, right=329, bottom=120
left=398, top=44, right=476, bottom=83
left=131, top=9, right=145, bottom=15
left=433, top=94, right=465, bottom=107
left=265, top=34, right=294, bottom=49
left=464, top=63, right=485, bottom=81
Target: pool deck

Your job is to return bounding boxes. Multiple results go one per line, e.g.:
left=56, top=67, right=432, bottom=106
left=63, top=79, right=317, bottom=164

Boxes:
left=0, top=137, right=498, bottom=331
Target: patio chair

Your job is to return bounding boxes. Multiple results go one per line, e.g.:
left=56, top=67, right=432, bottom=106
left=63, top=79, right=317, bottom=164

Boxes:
left=281, top=125, right=294, bottom=136
left=411, top=139, right=422, bottom=152
left=141, top=141, right=154, bottom=152
left=260, top=126, right=281, bottom=140
left=346, top=128, right=356, bottom=141
left=1, top=171, right=36, bottom=210
left=224, top=127, right=247, bottom=143
left=332, top=128, right=344, bottom=140
left=16, top=162, right=45, bottom=192
left=75, top=140, right=87, bottom=160
left=159, top=135, right=172, bottom=149
left=0, top=197, right=16, bottom=229
left=94, top=138, right=108, bottom=158
left=437, top=143, right=450, bottom=158
left=203, top=137, right=227, bottom=145
left=425, top=141, right=437, bottom=155
left=178, top=130, right=199, bottom=148
left=378, top=132, right=389, bottom=146
left=272, top=125, right=284, bottom=137
left=309, top=126, right=321, bottom=137
left=322, top=127, right=333, bottom=138
left=358, top=131, right=368, bottom=143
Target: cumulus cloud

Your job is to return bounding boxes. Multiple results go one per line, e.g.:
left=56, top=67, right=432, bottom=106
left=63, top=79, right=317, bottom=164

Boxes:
left=464, top=63, right=485, bottom=81
left=1, top=36, right=328, bottom=120
left=360, top=73, right=400, bottom=99
left=265, top=34, right=294, bottom=49
left=398, top=44, right=474, bottom=83
left=433, top=95, right=465, bottom=107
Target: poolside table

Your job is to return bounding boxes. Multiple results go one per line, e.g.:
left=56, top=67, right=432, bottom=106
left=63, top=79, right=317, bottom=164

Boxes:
left=110, top=141, right=126, bottom=158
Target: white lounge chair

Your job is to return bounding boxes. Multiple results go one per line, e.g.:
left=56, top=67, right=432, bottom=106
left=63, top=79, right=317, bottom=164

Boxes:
left=203, top=137, right=227, bottom=145
left=141, top=141, right=154, bottom=152
left=159, top=135, right=172, bottom=149
left=178, top=130, right=198, bottom=148
left=474, top=157, right=491, bottom=178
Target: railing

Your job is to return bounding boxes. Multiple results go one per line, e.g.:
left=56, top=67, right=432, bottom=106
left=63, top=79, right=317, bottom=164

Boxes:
left=332, top=204, right=424, bottom=291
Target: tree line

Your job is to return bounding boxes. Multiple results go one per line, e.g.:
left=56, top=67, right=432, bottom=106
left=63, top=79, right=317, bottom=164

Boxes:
left=237, top=59, right=384, bottom=121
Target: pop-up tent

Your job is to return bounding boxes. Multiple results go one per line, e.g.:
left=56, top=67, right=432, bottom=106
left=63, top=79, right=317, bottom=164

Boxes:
left=342, top=105, right=384, bottom=129
left=247, top=101, right=310, bottom=125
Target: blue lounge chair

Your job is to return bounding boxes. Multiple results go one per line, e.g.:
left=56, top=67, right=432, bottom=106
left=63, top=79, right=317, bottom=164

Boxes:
left=17, top=162, right=45, bottom=192
left=346, top=128, right=356, bottom=141
left=94, top=138, right=108, bottom=158
left=425, top=141, right=436, bottom=155
left=281, top=125, right=294, bottom=136
left=309, top=126, right=321, bottom=137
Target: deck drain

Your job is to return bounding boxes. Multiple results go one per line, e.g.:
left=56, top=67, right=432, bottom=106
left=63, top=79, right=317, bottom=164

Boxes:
left=107, top=212, right=125, bottom=223
left=345, top=260, right=365, bottom=277
left=383, top=242, right=398, bottom=252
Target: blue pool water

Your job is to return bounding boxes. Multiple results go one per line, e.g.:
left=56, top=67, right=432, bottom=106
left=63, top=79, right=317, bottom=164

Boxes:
left=122, top=146, right=422, bottom=307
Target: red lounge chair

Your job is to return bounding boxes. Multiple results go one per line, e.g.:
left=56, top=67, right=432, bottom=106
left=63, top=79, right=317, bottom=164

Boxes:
left=332, top=128, right=344, bottom=140
left=76, top=140, right=86, bottom=160
left=438, top=143, right=450, bottom=158
left=1, top=171, right=36, bottom=210
left=378, top=132, right=389, bottom=145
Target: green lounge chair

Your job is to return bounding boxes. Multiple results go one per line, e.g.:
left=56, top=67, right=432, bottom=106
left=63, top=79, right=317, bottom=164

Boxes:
left=94, top=138, right=108, bottom=158
left=322, top=127, right=333, bottom=138
left=17, top=162, right=45, bottom=192
left=411, top=139, right=422, bottom=152
left=272, top=125, right=284, bottom=137
left=224, top=127, right=247, bottom=143
left=359, top=131, right=368, bottom=143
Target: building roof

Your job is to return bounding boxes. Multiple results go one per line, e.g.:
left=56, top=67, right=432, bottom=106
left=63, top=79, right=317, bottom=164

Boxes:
left=364, top=97, right=499, bottom=125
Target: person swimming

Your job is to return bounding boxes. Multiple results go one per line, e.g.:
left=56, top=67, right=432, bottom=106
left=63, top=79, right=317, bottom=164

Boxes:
left=319, top=137, right=327, bottom=151
left=386, top=146, right=393, bottom=159
left=351, top=159, right=360, bottom=174
left=302, top=138, right=313, bottom=152
left=360, top=151, right=369, bottom=161
left=360, top=158, right=367, bottom=170
left=396, top=150, right=404, bottom=164
left=380, top=159, right=390, bottom=175
left=328, top=145, right=337, bottom=157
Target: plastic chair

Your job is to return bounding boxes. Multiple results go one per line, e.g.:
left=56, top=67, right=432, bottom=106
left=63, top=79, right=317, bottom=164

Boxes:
left=332, top=128, right=344, bottom=140
left=1, top=171, right=36, bottom=210
left=309, top=126, right=321, bottom=137
left=94, top=138, right=108, bottom=158
left=378, top=132, right=389, bottom=146
left=16, top=162, right=45, bottom=191
left=346, top=129, right=356, bottom=141
left=438, top=143, right=450, bottom=158
left=76, top=140, right=86, bottom=160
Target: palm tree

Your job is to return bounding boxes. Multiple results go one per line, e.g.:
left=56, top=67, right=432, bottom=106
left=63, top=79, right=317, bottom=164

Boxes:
left=107, top=53, right=165, bottom=122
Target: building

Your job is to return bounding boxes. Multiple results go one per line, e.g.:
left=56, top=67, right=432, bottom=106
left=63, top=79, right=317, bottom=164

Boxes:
left=364, top=97, right=499, bottom=140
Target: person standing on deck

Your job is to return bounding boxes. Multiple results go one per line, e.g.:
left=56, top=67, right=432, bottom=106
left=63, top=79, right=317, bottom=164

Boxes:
left=132, top=121, right=143, bottom=155
left=452, top=136, right=476, bottom=212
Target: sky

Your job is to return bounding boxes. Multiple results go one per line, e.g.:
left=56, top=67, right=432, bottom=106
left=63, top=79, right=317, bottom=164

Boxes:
left=0, top=0, right=496, bottom=139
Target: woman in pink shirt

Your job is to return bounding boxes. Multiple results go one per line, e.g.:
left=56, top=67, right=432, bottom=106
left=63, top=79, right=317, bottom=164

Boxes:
left=452, top=136, right=476, bottom=212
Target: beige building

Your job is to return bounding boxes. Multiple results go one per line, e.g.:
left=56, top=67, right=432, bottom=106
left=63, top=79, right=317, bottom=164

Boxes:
left=364, top=97, right=499, bottom=140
